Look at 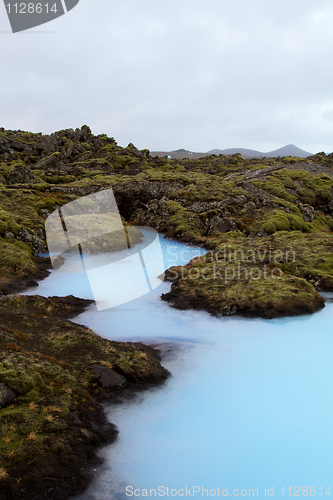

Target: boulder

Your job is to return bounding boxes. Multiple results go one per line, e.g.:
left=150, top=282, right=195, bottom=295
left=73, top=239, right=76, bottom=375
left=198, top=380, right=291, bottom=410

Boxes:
left=79, top=125, right=92, bottom=141
left=32, top=152, right=63, bottom=171
left=17, top=227, right=46, bottom=254
left=34, top=134, right=58, bottom=155
left=297, top=202, right=315, bottom=222
left=209, top=216, right=237, bottom=233
left=0, top=383, right=16, bottom=408
left=91, top=364, right=126, bottom=388
left=6, top=164, right=36, bottom=185
left=4, top=231, right=15, bottom=239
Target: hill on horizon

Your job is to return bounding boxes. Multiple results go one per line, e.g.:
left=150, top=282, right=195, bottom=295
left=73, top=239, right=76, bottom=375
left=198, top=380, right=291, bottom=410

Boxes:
left=151, top=144, right=313, bottom=160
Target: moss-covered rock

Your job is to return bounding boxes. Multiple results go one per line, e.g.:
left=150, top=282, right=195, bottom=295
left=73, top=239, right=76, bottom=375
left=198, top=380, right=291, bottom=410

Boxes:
left=162, top=231, right=333, bottom=318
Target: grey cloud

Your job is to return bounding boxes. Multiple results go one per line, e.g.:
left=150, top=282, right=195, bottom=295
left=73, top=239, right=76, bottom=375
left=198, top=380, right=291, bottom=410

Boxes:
left=1, top=0, right=333, bottom=153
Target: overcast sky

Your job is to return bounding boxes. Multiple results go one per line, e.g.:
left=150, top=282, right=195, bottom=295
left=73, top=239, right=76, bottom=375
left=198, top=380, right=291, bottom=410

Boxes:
left=1, top=0, right=333, bottom=153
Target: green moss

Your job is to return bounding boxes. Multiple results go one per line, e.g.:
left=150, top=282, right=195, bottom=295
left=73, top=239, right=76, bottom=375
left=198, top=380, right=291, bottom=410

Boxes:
left=288, top=170, right=333, bottom=205
left=0, top=350, right=82, bottom=466
left=102, top=144, right=117, bottom=154
left=15, top=131, right=39, bottom=144
left=287, top=213, right=304, bottom=231
left=35, top=196, right=59, bottom=212
left=270, top=210, right=291, bottom=231
left=0, top=209, right=22, bottom=236
left=308, top=213, right=333, bottom=231
left=0, top=360, right=35, bottom=395
left=251, top=176, right=297, bottom=202
left=262, top=220, right=276, bottom=234
left=0, top=162, right=13, bottom=178
left=247, top=206, right=333, bottom=235
left=281, top=156, right=306, bottom=164
left=165, top=200, right=200, bottom=239
left=0, top=239, right=35, bottom=283
left=46, top=175, right=76, bottom=184
left=113, top=154, right=138, bottom=170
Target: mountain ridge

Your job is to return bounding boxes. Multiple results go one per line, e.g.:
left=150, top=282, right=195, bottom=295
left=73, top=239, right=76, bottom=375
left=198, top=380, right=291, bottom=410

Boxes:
left=152, top=144, right=313, bottom=160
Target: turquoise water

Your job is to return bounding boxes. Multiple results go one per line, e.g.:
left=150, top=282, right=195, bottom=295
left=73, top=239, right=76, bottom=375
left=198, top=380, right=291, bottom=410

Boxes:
left=25, top=234, right=333, bottom=499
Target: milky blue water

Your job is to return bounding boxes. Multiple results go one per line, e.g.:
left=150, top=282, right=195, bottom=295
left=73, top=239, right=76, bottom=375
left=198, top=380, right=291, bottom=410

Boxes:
left=25, top=233, right=333, bottom=500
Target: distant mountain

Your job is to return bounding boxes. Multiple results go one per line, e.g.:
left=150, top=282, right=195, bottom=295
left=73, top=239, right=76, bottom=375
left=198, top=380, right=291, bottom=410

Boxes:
left=151, top=148, right=207, bottom=160
left=207, top=144, right=312, bottom=158
left=151, top=144, right=312, bottom=160
left=265, top=144, right=312, bottom=158
left=207, top=147, right=263, bottom=157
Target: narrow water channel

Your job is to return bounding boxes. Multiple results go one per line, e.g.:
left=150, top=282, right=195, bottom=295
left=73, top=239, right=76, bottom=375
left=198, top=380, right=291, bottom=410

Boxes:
left=25, top=233, right=333, bottom=499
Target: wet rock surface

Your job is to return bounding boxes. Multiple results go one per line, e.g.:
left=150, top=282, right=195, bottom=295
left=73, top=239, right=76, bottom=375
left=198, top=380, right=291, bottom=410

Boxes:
left=0, top=383, right=16, bottom=408
left=92, top=364, right=126, bottom=388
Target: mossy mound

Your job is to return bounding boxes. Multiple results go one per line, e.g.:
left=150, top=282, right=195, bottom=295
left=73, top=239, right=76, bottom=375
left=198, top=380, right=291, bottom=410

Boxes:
left=0, top=240, right=51, bottom=296
left=162, top=231, right=333, bottom=318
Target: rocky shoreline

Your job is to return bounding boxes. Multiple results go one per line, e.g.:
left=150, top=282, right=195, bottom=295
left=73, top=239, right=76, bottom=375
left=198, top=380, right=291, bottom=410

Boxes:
left=0, top=294, right=169, bottom=500
left=0, top=255, right=51, bottom=297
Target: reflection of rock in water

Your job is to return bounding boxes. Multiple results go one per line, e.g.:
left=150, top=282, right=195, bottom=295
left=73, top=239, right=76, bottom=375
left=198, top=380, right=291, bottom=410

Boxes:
left=52, top=254, right=65, bottom=269
left=81, top=226, right=143, bottom=254
left=74, top=463, right=136, bottom=500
